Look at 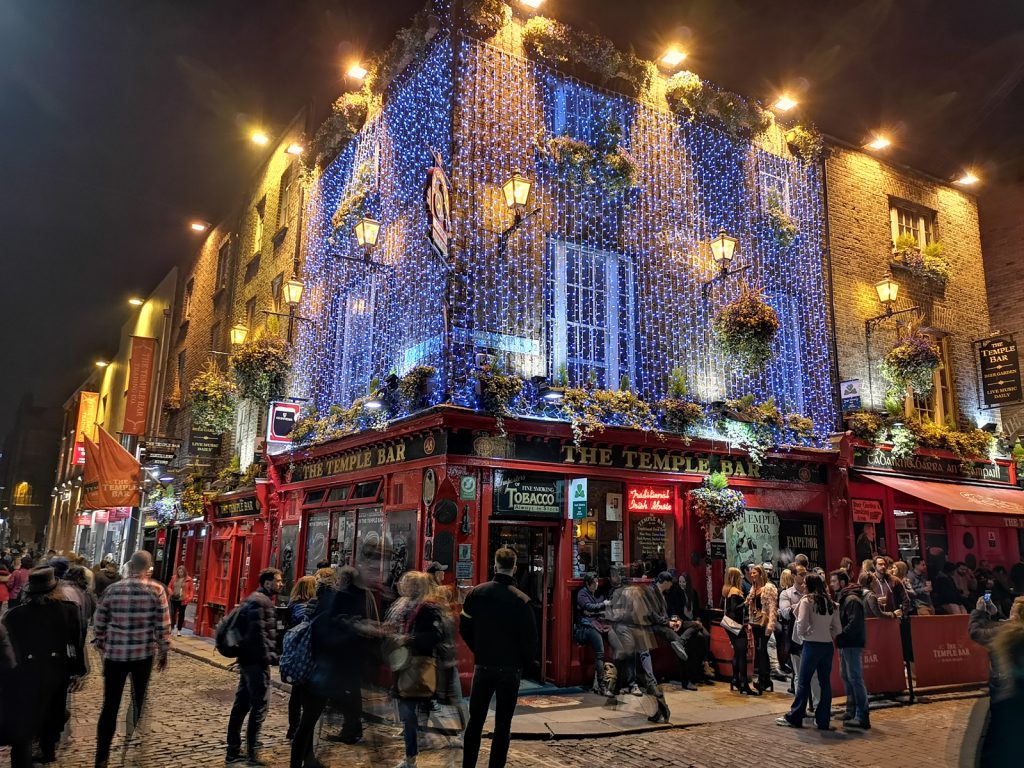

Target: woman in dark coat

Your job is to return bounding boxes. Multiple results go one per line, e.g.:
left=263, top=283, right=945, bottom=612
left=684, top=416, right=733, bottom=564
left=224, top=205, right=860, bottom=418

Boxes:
left=3, top=567, right=85, bottom=767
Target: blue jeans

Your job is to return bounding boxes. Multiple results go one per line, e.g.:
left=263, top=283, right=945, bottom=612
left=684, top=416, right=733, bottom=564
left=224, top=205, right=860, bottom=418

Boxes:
left=838, top=646, right=868, bottom=720
left=397, top=697, right=425, bottom=758
left=227, top=664, right=270, bottom=756
left=787, top=641, right=833, bottom=729
left=580, top=625, right=605, bottom=686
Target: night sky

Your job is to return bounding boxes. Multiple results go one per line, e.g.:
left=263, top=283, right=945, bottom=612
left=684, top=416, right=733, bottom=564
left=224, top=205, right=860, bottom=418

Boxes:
left=1, top=0, right=1022, bottom=437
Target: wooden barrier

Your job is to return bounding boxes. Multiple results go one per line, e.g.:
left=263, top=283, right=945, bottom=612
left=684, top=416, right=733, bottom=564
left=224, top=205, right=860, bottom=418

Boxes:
left=829, top=618, right=906, bottom=695
left=910, top=614, right=990, bottom=688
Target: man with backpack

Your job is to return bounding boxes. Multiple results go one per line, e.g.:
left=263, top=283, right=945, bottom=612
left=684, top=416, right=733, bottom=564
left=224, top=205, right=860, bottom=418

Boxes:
left=224, top=568, right=283, bottom=765
left=831, top=569, right=869, bottom=730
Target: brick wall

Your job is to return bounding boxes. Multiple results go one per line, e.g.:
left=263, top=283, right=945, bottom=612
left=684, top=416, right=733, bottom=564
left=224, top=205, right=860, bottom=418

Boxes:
left=826, top=145, right=992, bottom=428
left=979, top=183, right=1024, bottom=437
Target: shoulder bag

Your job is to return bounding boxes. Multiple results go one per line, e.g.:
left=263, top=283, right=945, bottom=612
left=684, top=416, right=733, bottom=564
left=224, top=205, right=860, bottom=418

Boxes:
left=719, top=595, right=743, bottom=636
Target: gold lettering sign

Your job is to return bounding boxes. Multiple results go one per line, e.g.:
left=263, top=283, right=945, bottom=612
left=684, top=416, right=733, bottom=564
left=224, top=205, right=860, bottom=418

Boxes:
left=561, top=445, right=760, bottom=479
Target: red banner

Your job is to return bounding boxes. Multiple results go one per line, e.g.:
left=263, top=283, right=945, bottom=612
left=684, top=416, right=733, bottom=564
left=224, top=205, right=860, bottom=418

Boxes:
left=911, top=615, right=990, bottom=688
left=830, top=618, right=906, bottom=695
left=83, top=427, right=140, bottom=508
left=73, top=391, right=100, bottom=465
left=123, top=336, right=156, bottom=435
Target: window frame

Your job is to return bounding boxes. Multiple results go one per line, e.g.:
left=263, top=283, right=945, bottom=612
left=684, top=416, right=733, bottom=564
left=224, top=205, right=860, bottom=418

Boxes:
left=905, top=332, right=958, bottom=426
left=183, top=278, right=194, bottom=320
left=548, top=239, right=636, bottom=389
left=215, top=240, right=232, bottom=291
left=889, top=201, right=936, bottom=248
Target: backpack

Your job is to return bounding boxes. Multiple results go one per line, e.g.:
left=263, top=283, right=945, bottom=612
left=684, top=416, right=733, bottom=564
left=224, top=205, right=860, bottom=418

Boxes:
left=279, top=618, right=315, bottom=685
left=215, top=601, right=249, bottom=658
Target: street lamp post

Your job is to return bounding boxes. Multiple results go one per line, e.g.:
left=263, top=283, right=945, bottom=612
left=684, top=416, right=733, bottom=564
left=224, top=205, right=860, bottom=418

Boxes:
left=864, top=271, right=920, bottom=408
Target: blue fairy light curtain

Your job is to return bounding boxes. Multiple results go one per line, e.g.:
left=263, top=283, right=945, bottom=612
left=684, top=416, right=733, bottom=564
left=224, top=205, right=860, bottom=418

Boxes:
left=294, top=27, right=837, bottom=437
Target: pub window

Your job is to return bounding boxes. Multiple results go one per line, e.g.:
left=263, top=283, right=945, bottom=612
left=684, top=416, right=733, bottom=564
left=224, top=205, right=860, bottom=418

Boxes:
left=326, top=486, right=350, bottom=503
left=727, top=509, right=825, bottom=572
left=547, top=240, right=636, bottom=389
left=890, top=202, right=936, bottom=248
left=303, top=489, right=325, bottom=506
left=352, top=480, right=382, bottom=501
left=572, top=480, right=625, bottom=579
left=905, top=332, right=957, bottom=426
left=628, top=486, right=675, bottom=578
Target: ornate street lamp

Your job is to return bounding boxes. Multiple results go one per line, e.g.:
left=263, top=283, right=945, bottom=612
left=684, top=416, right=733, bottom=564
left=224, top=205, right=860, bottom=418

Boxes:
left=230, top=323, right=249, bottom=346
left=874, top=273, right=900, bottom=312
left=283, top=277, right=304, bottom=308
left=354, top=216, right=381, bottom=249
left=709, top=228, right=739, bottom=274
left=502, top=171, right=533, bottom=212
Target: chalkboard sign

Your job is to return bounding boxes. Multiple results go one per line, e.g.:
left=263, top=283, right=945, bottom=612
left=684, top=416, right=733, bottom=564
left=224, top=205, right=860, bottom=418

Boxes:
left=630, top=513, right=674, bottom=566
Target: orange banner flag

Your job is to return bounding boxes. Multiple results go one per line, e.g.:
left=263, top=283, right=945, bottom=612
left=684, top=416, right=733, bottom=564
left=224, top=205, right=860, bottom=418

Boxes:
left=83, top=427, right=141, bottom=508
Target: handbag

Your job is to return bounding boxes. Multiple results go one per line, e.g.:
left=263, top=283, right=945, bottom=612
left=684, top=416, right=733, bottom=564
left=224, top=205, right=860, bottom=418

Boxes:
left=397, top=655, right=438, bottom=698
left=720, top=615, right=743, bottom=636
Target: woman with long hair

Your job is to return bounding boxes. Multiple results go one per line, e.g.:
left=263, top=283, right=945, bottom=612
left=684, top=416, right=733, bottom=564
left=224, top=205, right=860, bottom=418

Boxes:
left=284, top=576, right=317, bottom=743
left=777, top=573, right=841, bottom=730
left=723, top=567, right=754, bottom=695
left=387, top=571, right=444, bottom=768
left=167, top=565, right=194, bottom=637
left=745, top=564, right=778, bottom=693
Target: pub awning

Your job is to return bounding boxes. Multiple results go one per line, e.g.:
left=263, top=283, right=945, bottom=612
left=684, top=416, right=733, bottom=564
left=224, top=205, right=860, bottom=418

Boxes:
left=866, top=474, right=1024, bottom=515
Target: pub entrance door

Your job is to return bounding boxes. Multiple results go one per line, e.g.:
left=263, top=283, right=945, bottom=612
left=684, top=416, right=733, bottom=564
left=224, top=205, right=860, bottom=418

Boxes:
left=487, top=522, right=558, bottom=683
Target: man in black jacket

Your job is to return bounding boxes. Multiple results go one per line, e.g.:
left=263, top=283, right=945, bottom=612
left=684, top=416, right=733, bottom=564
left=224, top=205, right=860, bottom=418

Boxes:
left=831, top=570, right=869, bottom=730
left=460, top=547, right=537, bottom=768
left=226, top=568, right=282, bottom=766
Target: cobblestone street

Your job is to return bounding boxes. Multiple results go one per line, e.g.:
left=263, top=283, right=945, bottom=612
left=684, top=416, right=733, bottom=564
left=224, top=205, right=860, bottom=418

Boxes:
left=0, top=648, right=984, bottom=768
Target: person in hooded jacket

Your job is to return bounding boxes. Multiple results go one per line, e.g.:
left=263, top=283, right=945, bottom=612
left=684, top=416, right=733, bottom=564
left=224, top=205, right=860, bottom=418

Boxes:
left=831, top=570, right=869, bottom=730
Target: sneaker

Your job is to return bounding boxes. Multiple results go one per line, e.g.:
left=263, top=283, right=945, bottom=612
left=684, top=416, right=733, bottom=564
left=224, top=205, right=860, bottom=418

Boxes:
left=844, top=717, right=870, bottom=730
left=838, top=712, right=855, bottom=722
left=629, top=683, right=643, bottom=697
left=776, top=716, right=802, bottom=729
left=681, top=682, right=698, bottom=691
left=225, top=756, right=246, bottom=765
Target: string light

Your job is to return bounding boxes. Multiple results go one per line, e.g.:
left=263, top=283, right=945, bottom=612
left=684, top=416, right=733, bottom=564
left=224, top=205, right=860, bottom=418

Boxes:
left=293, top=10, right=836, bottom=444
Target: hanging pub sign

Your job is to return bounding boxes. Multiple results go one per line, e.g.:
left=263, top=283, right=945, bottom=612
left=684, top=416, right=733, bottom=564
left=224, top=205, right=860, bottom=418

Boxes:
left=189, top=428, right=221, bottom=456
left=840, top=379, right=862, bottom=413
left=140, top=437, right=180, bottom=467
left=493, top=471, right=564, bottom=519
left=977, top=335, right=1022, bottom=407
left=266, top=401, right=302, bottom=445
left=425, top=148, right=451, bottom=263
left=214, top=495, right=260, bottom=520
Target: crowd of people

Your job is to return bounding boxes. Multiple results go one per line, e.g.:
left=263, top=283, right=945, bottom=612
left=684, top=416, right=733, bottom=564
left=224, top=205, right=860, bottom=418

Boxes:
left=0, top=540, right=1021, bottom=768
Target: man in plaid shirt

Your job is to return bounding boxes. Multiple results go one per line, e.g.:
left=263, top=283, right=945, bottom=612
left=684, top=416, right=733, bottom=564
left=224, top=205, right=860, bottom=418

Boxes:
left=92, top=550, right=171, bottom=768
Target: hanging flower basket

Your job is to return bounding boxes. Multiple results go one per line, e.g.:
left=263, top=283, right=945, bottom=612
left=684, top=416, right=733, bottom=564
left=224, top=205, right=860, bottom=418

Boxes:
left=399, top=365, right=438, bottom=410
left=660, top=399, right=704, bottom=437
left=712, top=287, right=780, bottom=370
left=881, top=334, right=940, bottom=396
left=230, top=333, right=291, bottom=407
left=189, top=362, right=237, bottom=433
left=688, top=473, right=746, bottom=531
left=475, top=363, right=523, bottom=436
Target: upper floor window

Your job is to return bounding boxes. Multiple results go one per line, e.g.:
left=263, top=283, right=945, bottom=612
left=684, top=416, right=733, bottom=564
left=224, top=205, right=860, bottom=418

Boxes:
left=244, top=255, right=260, bottom=283
left=215, top=240, right=232, bottom=291
left=245, top=297, right=257, bottom=331
left=547, top=240, right=635, bottom=388
left=271, top=273, right=284, bottom=313
left=758, top=151, right=791, bottom=215
left=12, top=482, right=31, bottom=506
left=276, top=164, right=296, bottom=230
left=253, top=196, right=266, bottom=255
left=890, top=202, right=935, bottom=248
left=905, top=332, right=957, bottom=426
left=211, top=321, right=222, bottom=354
left=183, top=278, right=194, bottom=319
